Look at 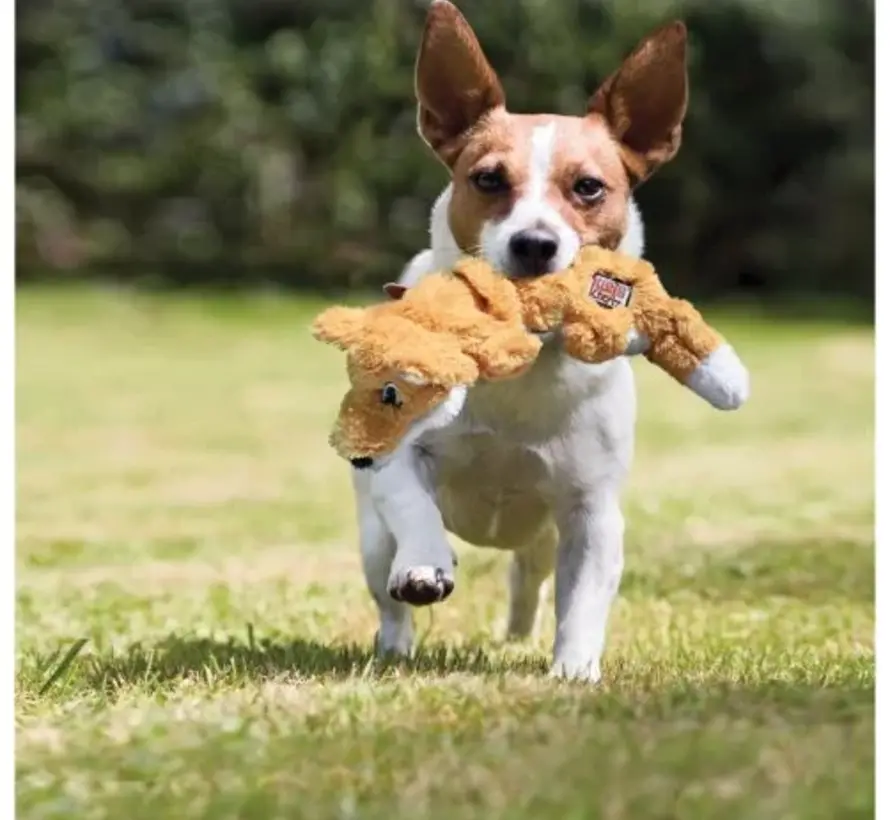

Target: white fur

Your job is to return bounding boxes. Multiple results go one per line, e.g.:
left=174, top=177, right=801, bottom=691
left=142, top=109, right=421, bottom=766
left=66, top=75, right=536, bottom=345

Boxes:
left=353, top=176, right=647, bottom=679
left=684, top=343, right=750, bottom=410
left=480, top=123, right=582, bottom=274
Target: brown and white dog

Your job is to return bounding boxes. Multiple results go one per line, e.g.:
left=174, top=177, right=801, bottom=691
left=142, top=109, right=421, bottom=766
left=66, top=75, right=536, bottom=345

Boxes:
left=351, top=1, right=689, bottom=681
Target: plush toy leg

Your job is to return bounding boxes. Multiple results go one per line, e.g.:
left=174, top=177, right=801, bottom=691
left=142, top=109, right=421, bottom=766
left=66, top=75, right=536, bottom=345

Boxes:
left=352, top=470, right=414, bottom=656
left=684, top=343, right=750, bottom=410
left=472, top=329, right=542, bottom=380
left=561, top=302, right=633, bottom=364
left=624, top=329, right=749, bottom=411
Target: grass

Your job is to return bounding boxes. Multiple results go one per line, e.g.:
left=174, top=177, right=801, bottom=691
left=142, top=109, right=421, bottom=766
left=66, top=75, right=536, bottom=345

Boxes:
left=15, top=285, right=874, bottom=819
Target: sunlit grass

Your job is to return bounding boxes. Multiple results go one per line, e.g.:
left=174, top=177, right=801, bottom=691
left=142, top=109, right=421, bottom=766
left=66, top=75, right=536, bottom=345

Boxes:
left=15, top=286, right=874, bottom=819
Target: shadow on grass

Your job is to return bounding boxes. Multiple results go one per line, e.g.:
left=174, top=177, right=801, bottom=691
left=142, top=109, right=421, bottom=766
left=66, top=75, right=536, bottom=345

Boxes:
left=79, top=633, right=548, bottom=694
left=22, top=631, right=875, bottom=730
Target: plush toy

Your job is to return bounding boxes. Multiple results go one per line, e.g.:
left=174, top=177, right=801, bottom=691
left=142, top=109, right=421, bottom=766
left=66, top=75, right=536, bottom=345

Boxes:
left=311, top=259, right=543, bottom=464
left=313, top=247, right=749, bottom=464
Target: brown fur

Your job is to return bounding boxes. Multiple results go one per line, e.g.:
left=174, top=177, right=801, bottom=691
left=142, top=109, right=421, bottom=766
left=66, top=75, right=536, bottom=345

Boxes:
left=414, top=3, right=688, bottom=255
left=314, top=247, right=725, bottom=461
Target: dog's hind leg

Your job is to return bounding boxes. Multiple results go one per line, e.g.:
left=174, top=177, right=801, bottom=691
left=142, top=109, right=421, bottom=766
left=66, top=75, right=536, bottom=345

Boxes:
left=353, top=472, right=414, bottom=656
left=505, top=523, right=557, bottom=641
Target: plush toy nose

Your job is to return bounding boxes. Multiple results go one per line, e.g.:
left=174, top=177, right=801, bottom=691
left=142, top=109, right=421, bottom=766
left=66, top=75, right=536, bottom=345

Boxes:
left=508, top=228, right=559, bottom=277
left=350, top=456, right=374, bottom=470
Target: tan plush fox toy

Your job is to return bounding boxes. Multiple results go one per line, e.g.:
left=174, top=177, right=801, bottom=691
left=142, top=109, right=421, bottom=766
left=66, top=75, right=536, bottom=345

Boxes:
left=313, top=246, right=749, bottom=465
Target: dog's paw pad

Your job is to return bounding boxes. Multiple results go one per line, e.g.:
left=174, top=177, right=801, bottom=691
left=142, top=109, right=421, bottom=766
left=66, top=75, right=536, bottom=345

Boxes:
left=388, top=566, right=455, bottom=607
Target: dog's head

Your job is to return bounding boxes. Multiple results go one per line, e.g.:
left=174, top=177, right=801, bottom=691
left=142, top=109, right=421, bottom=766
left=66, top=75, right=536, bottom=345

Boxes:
left=416, top=1, right=688, bottom=278
left=312, top=306, right=477, bottom=467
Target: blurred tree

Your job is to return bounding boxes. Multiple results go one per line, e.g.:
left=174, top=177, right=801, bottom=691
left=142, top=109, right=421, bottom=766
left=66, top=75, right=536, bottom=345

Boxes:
left=15, top=0, right=874, bottom=301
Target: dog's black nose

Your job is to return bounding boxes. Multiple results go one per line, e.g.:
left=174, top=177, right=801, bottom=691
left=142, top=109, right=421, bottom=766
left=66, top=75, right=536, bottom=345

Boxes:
left=350, top=456, right=374, bottom=470
left=508, top=228, right=559, bottom=276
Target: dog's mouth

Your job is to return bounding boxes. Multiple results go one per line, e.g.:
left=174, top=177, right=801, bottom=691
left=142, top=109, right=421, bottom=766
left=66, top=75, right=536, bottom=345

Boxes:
left=502, top=257, right=561, bottom=280
left=505, top=268, right=549, bottom=280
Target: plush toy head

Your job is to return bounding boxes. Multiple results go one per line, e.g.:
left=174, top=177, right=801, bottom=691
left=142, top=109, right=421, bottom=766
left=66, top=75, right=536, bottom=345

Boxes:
left=312, top=306, right=477, bottom=465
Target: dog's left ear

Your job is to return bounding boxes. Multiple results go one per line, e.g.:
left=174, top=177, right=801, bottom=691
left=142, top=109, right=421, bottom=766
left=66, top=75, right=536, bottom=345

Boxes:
left=588, top=21, right=688, bottom=185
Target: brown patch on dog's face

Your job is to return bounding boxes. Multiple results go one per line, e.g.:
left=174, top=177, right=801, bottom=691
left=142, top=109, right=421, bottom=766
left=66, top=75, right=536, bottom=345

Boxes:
left=414, top=3, right=688, bottom=268
left=447, top=111, right=632, bottom=257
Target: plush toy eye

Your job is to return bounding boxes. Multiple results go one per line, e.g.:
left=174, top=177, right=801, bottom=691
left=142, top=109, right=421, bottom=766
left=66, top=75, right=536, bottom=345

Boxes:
left=470, top=168, right=510, bottom=194
left=380, top=382, right=402, bottom=408
left=573, top=177, right=606, bottom=202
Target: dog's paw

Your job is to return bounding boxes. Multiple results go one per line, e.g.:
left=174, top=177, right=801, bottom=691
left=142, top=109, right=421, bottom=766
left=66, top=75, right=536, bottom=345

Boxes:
left=374, top=627, right=414, bottom=659
left=388, top=565, right=455, bottom=606
left=548, top=659, right=602, bottom=684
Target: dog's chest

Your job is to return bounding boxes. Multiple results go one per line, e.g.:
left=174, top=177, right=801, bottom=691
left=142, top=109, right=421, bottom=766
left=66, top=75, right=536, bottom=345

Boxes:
left=424, top=346, right=634, bottom=497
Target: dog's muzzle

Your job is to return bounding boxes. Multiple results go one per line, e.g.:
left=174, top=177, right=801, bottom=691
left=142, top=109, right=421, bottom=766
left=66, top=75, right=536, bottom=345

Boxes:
left=349, top=456, right=374, bottom=470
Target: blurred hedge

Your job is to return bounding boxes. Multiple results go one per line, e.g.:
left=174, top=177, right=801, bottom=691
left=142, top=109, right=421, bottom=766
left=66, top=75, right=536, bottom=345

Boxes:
left=16, top=0, right=874, bottom=300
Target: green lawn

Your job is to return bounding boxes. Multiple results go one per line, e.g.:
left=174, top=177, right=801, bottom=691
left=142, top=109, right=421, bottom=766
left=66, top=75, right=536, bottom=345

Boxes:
left=15, top=286, right=874, bottom=819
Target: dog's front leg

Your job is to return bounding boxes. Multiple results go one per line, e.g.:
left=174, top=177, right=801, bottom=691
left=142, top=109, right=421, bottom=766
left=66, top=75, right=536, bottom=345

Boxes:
left=551, top=491, right=625, bottom=682
left=367, top=448, right=456, bottom=607
left=352, top=470, right=414, bottom=656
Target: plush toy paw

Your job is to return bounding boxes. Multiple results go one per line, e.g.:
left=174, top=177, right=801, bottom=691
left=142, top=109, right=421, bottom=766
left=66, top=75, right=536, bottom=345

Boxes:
left=474, top=330, right=542, bottom=379
left=388, top=565, right=455, bottom=606
left=684, top=343, right=750, bottom=410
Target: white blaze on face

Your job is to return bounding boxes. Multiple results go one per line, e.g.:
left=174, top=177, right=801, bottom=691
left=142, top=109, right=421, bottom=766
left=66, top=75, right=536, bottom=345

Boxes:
left=480, top=122, right=581, bottom=275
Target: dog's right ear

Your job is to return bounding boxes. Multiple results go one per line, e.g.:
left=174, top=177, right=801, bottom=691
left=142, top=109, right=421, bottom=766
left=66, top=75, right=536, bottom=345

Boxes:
left=588, top=21, right=688, bottom=185
left=415, top=1, right=505, bottom=164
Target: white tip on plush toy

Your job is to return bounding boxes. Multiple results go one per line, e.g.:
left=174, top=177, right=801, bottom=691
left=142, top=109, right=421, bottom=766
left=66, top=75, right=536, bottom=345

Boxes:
left=684, top=344, right=750, bottom=411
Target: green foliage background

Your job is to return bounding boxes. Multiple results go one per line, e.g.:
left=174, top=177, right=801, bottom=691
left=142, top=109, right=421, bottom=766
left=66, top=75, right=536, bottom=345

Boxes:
left=16, top=0, right=874, bottom=300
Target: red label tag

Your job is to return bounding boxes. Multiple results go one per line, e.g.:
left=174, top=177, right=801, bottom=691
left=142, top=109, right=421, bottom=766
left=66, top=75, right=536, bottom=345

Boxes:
left=589, top=272, right=633, bottom=309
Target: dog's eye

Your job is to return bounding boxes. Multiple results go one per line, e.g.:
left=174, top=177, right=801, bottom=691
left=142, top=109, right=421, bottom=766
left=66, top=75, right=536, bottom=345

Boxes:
left=380, top=382, right=402, bottom=408
left=470, top=169, right=510, bottom=194
left=573, top=177, right=606, bottom=202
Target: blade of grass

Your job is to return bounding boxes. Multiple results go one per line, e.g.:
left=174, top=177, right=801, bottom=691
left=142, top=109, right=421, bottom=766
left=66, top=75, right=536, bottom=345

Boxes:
left=38, top=639, right=88, bottom=696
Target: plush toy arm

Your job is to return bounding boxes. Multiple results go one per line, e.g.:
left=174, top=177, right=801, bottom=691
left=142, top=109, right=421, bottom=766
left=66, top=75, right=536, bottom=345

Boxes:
left=464, top=328, right=543, bottom=380
left=560, top=298, right=635, bottom=363
left=634, top=298, right=749, bottom=410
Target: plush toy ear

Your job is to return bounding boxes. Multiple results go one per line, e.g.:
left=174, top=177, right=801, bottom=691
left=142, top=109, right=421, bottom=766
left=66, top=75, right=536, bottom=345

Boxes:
left=370, top=316, right=479, bottom=387
left=311, top=306, right=368, bottom=351
left=392, top=335, right=480, bottom=388
left=382, top=282, right=408, bottom=300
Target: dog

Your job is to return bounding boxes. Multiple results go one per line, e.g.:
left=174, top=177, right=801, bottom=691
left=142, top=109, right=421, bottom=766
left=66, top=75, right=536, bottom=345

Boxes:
left=350, top=1, right=689, bottom=681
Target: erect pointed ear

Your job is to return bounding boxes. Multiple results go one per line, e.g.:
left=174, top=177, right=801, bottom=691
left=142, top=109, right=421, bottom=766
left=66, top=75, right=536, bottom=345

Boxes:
left=382, top=282, right=408, bottom=300
left=588, top=21, right=688, bottom=185
left=310, top=306, right=368, bottom=351
left=415, top=1, right=506, bottom=165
